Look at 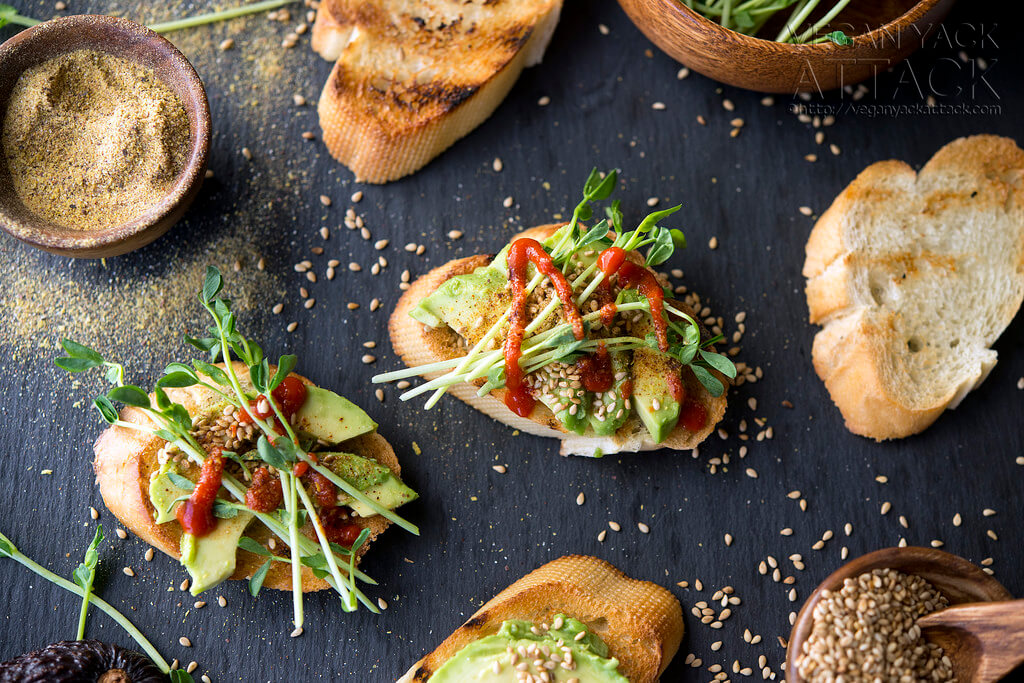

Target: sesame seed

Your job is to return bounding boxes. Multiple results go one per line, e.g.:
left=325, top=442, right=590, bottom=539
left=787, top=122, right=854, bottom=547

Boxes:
left=881, top=501, right=892, bottom=515
left=145, top=548, right=154, bottom=562
left=378, top=598, right=388, bottom=610
left=349, top=262, right=362, bottom=272
left=694, top=579, right=703, bottom=591
left=931, top=539, right=944, bottom=547
left=844, top=522, right=853, bottom=536
left=186, top=662, right=197, bottom=673
left=799, top=206, right=813, bottom=216
left=723, top=99, right=735, bottom=111
left=286, top=322, right=298, bottom=332
left=983, top=508, right=997, bottom=516
left=202, top=676, right=211, bottom=683
left=780, top=528, right=793, bottom=536
left=179, top=637, right=191, bottom=647
left=347, top=302, right=359, bottom=310
left=677, top=67, right=690, bottom=79
left=219, top=38, right=234, bottom=51
left=787, top=490, right=801, bottom=499
left=217, top=595, right=227, bottom=607
left=304, top=298, right=315, bottom=309
left=638, top=522, right=650, bottom=534
left=646, top=196, right=659, bottom=207
left=830, top=143, right=841, bottom=156
left=194, top=601, right=206, bottom=609
left=804, top=153, right=818, bottom=162
left=292, top=94, right=306, bottom=106
left=351, top=191, right=363, bottom=203
left=608, top=521, right=621, bottom=532
left=122, top=566, right=134, bottom=576
left=90, top=506, right=99, bottom=520
left=953, top=513, right=962, bottom=527
left=761, top=96, right=774, bottom=106
left=301, top=131, right=315, bottom=140
left=651, top=101, right=666, bottom=111
left=370, top=298, right=381, bottom=311
left=724, top=533, right=733, bottom=546
left=987, top=529, right=998, bottom=540
left=375, top=239, right=389, bottom=250
left=116, top=528, right=127, bottom=539
left=708, top=236, right=718, bottom=249
left=180, top=579, right=190, bottom=591
left=598, top=23, right=609, bottom=35
left=361, top=355, right=376, bottom=364
left=492, top=465, right=506, bottom=474
left=538, top=95, right=551, bottom=106
left=576, top=492, right=585, bottom=506
left=375, top=388, right=384, bottom=402
left=745, top=467, right=758, bottom=479
left=241, top=147, right=252, bottom=160
left=290, top=627, right=303, bottom=638
left=696, top=115, right=706, bottom=125
left=318, top=195, right=331, bottom=207
left=597, top=530, right=607, bottom=542
left=492, top=157, right=503, bottom=172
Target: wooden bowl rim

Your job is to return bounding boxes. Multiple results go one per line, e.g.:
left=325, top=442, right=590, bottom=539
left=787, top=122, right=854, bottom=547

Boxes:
left=785, top=546, right=1012, bottom=683
left=652, top=0, right=948, bottom=53
left=0, top=15, right=210, bottom=257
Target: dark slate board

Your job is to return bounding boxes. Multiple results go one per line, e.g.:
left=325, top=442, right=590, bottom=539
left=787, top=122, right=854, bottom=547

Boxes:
left=2, top=1, right=1023, bottom=681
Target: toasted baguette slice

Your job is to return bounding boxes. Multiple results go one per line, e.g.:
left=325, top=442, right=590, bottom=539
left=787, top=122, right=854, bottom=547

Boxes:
left=398, top=555, right=683, bottom=683
left=311, top=0, right=562, bottom=183
left=804, top=135, right=1024, bottom=440
left=389, top=224, right=728, bottom=456
left=92, top=361, right=401, bottom=592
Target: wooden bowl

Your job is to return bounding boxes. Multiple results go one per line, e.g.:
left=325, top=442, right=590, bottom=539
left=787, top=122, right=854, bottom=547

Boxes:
left=786, top=547, right=1012, bottom=682
left=616, top=0, right=957, bottom=92
left=0, top=15, right=210, bottom=258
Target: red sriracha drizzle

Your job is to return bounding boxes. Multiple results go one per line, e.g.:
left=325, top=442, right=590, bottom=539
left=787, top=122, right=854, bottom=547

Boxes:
left=503, top=238, right=584, bottom=417
left=576, top=342, right=614, bottom=393
left=597, top=246, right=669, bottom=352
left=177, top=447, right=224, bottom=537
left=320, top=507, right=362, bottom=547
left=237, top=375, right=308, bottom=428
left=245, top=466, right=283, bottom=513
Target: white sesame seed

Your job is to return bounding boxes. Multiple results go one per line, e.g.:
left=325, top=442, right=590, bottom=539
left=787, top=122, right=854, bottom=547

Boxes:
left=708, top=236, right=718, bottom=250
left=576, top=492, right=585, bottom=506
left=90, top=506, right=99, bottom=520
left=116, top=528, right=127, bottom=540
left=351, top=191, right=363, bottom=203
left=799, top=206, right=813, bottom=216
left=290, top=627, right=303, bottom=638
left=881, top=501, right=892, bottom=515
left=597, top=530, right=607, bottom=542
left=598, top=23, right=609, bottom=35
left=179, top=637, right=192, bottom=647
left=145, top=548, right=154, bottom=562
left=745, top=467, right=758, bottom=479
left=780, top=528, right=793, bottom=536
left=677, top=67, right=690, bottom=79
left=638, top=522, right=650, bottom=534
left=194, top=601, right=206, bottom=609
left=953, top=513, right=962, bottom=527
left=361, top=355, right=376, bottom=364
left=319, top=195, right=331, bottom=207
left=651, top=102, right=666, bottom=111
left=538, top=95, right=551, bottom=106
left=378, top=598, right=388, bottom=610
left=187, top=662, right=198, bottom=673
left=123, top=566, right=134, bottom=577
left=724, top=533, right=733, bottom=546
left=608, top=521, right=621, bottom=532
left=492, top=158, right=503, bottom=172
left=492, top=465, right=506, bottom=474
left=218, top=596, right=227, bottom=607
left=983, top=508, right=997, bottom=516
left=723, top=99, right=735, bottom=111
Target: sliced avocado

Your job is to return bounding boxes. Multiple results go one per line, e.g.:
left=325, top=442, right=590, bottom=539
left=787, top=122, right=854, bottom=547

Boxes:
left=531, top=363, right=591, bottom=435
left=293, top=386, right=377, bottom=446
left=149, top=463, right=191, bottom=524
left=631, top=346, right=682, bottom=443
left=181, top=510, right=254, bottom=595
left=323, top=452, right=419, bottom=516
left=410, top=264, right=510, bottom=345
left=587, top=350, right=631, bottom=436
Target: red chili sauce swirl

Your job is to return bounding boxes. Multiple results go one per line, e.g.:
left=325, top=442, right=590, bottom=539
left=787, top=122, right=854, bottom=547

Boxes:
left=237, top=375, right=308, bottom=430
left=575, top=342, right=614, bottom=393
left=596, top=247, right=669, bottom=352
left=177, top=446, right=224, bottom=537
left=503, top=238, right=584, bottom=417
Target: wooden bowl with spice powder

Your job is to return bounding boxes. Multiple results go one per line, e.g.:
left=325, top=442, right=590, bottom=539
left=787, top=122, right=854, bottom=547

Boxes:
left=786, top=546, right=1012, bottom=683
left=0, top=15, right=210, bottom=258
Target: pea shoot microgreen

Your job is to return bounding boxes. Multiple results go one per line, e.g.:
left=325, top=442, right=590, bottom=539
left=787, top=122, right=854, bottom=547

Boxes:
left=0, top=528, right=173, bottom=673
left=0, top=0, right=294, bottom=35
left=679, top=0, right=853, bottom=45
left=56, top=267, right=418, bottom=631
left=373, top=169, right=736, bottom=408
left=73, top=525, right=104, bottom=641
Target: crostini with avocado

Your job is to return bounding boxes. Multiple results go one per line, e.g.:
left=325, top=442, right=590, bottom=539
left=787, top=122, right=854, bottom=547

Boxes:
left=376, top=170, right=732, bottom=456
left=57, top=267, right=418, bottom=632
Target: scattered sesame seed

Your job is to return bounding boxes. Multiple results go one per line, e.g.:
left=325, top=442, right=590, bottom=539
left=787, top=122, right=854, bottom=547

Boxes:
left=651, top=102, right=666, bottom=111
left=351, top=191, right=363, bottom=203
left=638, top=522, right=650, bottom=534
left=374, top=239, right=389, bottom=250
left=194, top=601, right=206, bottom=609
left=179, top=637, right=191, bottom=647
left=983, top=508, right=996, bottom=517
left=492, top=465, right=506, bottom=474
left=724, top=533, right=733, bottom=546
left=804, top=153, right=818, bottom=162
left=492, top=157, right=503, bottom=172
left=123, top=566, right=134, bottom=576
left=780, top=528, right=793, bottom=536
left=881, top=501, right=892, bottom=515
left=349, top=262, right=362, bottom=272
left=830, top=143, right=841, bottom=156
left=361, top=355, right=376, bottom=364
left=292, top=94, right=306, bottom=106
left=375, top=388, right=384, bottom=402
left=347, top=302, right=359, bottom=310
left=694, top=579, right=703, bottom=591
left=186, top=662, right=198, bottom=674
left=116, top=528, right=127, bottom=540
left=597, top=530, right=607, bottom=542
left=320, top=226, right=330, bottom=240
left=301, top=131, right=315, bottom=140
left=646, top=196, right=659, bottom=207
left=145, top=548, right=154, bottom=562
left=708, top=236, right=718, bottom=250
left=219, top=38, right=234, bottom=51
left=377, top=598, right=388, bottom=610
left=723, top=99, right=735, bottom=111
left=608, top=521, right=621, bottom=532
left=290, top=627, right=303, bottom=638
left=931, top=539, right=944, bottom=547
left=696, top=115, right=706, bottom=125
left=745, top=467, right=758, bottom=479
left=598, top=23, right=609, bottom=35
left=241, top=147, right=252, bottom=160
left=761, top=96, right=774, bottom=106
left=576, top=492, right=585, bottom=506
left=286, top=322, right=298, bottom=332
left=218, top=596, right=227, bottom=607
left=987, top=529, right=998, bottom=540
left=787, top=490, right=801, bottom=499
left=952, top=513, right=962, bottom=527
left=538, top=95, right=551, bottom=106
left=677, top=67, right=690, bottom=79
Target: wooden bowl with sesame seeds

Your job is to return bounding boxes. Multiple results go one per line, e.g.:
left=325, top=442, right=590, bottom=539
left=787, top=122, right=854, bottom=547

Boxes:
left=0, top=15, right=210, bottom=258
left=616, top=0, right=956, bottom=93
left=786, top=546, right=1012, bottom=683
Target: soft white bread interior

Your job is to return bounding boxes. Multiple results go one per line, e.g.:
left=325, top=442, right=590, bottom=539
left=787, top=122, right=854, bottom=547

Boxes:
left=803, top=135, right=1024, bottom=440
left=92, top=361, right=400, bottom=591
left=311, top=0, right=562, bottom=183
left=398, top=555, right=684, bottom=683
left=388, top=224, right=728, bottom=457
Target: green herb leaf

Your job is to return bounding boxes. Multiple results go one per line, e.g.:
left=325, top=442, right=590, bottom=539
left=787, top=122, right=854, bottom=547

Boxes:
left=167, top=473, right=195, bottom=491
left=587, top=169, right=617, bottom=200
left=158, top=371, right=198, bottom=388
left=300, top=553, right=327, bottom=570
left=192, top=360, right=230, bottom=386
left=699, top=350, right=737, bottom=379
left=0, top=4, right=15, bottom=28
left=238, top=537, right=273, bottom=557
left=168, top=403, right=193, bottom=431
left=672, top=343, right=699, bottom=365
left=826, top=30, right=853, bottom=46
left=690, top=364, right=725, bottom=397
left=0, top=535, right=13, bottom=557
left=213, top=501, right=238, bottom=519
left=635, top=204, right=682, bottom=235
left=201, top=266, right=224, bottom=304
left=72, top=525, right=103, bottom=590
left=55, top=357, right=102, bottom=372
left=605, top=200, right=623, bottom=233
left=185, top=335, right=220, bottom=359
left=645, top=227, right=676, bottom=266
left=170, top=671, right=196, bottom=683
left=575, top=220, right=610, bottom=250
left=61, top=339, right=104, bottom=363
left=163, top=494, right=191, bottom=515
left=670, top=228, right=687, bottom=248
left=154, top=386, right=172, bottom=411
left=249, top=558, right=272, bottom=597
left=269, top=355, right=297, bottom=391
left=108, top=385, right=151, bottom=408
left=92, top=396, right=119, bottom=424
left=256, top=435, right=290, bottom=469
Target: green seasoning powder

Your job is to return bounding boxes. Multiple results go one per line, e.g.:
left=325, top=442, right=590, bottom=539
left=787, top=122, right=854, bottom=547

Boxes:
left=1, top=49, right=190, bottom=231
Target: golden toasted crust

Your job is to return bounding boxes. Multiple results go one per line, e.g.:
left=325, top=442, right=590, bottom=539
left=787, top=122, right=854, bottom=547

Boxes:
left=398, top=555, right=684, bottom=683
left=388, top=224, right=728, bottom=456
left=92, top=361, right=400, bottom=592
left=804, top=135, right=1024, bottom=440
left=312, top=0, right=563, bottom=183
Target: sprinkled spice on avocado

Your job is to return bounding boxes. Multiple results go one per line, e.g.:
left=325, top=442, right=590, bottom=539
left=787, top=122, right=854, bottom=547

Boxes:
left=2, top=49, right=190, bottom=231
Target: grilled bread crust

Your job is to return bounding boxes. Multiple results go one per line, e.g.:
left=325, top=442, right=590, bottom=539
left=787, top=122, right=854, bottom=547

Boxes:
left=804, top=135, right=1024, bottom=440
left=397, top=555, right=684, bottom=683
left=388, top=224, right=728, bottom=456
left=92, top=361, right=401, bottom=592
left=311, top=0, right=562, bottom=183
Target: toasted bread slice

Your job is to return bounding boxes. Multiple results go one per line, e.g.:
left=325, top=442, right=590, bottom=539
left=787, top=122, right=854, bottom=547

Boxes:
left=388, top=224, right=728, bottom=457
left=92, top=361, right=401, bottom=592
left=398, top=555, right=683, bottom=683
left=804, top=135, right=1024, bottom=440
left=311, top=0, right=562, bottom=183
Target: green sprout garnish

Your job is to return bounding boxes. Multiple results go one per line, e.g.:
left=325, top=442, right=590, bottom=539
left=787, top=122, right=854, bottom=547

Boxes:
left=678, top=0, right=855, bottom=45
left=57, top=267, right=418, bottom=630
left=73, top=525, right=104, bottom=641
left=0, top=528, right=174, bottom=674
left=0, top=0, right=295, bottom=35
left=373, top=169, right=736, bottom=408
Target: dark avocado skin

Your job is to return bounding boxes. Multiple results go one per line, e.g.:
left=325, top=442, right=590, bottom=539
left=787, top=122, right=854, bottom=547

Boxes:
left=0, top=640, right=164, bottom=682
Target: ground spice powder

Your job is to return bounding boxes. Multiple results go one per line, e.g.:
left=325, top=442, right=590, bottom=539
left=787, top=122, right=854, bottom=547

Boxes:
left=2, top=49, right=190, bottom=231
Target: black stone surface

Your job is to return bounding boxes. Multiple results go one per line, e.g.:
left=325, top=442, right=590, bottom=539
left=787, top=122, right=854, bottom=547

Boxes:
left=1, top=1, right=1022, bottom=681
